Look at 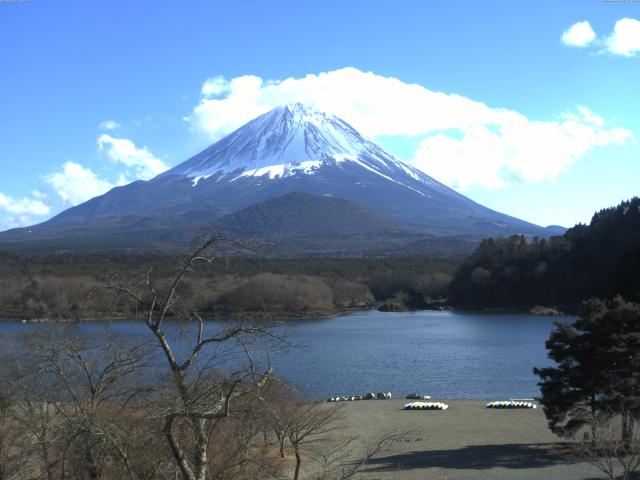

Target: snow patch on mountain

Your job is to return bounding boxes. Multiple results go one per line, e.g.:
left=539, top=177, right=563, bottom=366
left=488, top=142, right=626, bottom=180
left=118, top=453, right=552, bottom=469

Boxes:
left=163, top=102, right=451, bottom=197
left=230, top=159, right=324, bottom=181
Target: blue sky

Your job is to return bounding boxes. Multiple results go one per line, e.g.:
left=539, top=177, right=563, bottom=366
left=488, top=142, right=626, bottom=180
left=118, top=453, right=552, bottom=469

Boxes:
left=0, top=0, right=638, bottom=230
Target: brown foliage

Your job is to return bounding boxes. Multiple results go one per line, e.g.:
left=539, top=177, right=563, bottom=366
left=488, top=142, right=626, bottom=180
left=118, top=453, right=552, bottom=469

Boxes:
left=216, top=273, right=336, bottom=314
left=0, top=251, right=456, bottom=320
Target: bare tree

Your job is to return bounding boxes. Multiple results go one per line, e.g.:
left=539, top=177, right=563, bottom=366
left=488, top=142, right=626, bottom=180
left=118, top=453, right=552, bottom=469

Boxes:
left=0, top=387, right=25, bottom=480
left=204, top=399, right=285, bottom=480
left=259, top=378, right=299, bottom=459
left=282, top=402, right=342, bottom=480
left=260, top=381, right=402, bottom=480
left=573, top=410, right=640, bottom=480
left=96, top=236, right=286, bottom=480
left=8, top=366, right=59, bottom=480
left=309, top=431, right=404, bottom=480
left=6, top=329, right=159, bottom=480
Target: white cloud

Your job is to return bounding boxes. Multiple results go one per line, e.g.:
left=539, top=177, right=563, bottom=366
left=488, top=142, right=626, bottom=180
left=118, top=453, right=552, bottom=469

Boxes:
left=97, top=134, right=168, bottom=180
left=561, top=21, right=596, bottom=47
left=201, top=76, right=231, bottom=97
left=44, top=161, right=115, bottom=205
left=412, top=110, right=632, bottom=190
left=605, top=18, right=640, bottom=57
left=575, top=105, right=604, bottom=126
left=187, top=67, right=633, bottom=190
left=0, top=215, right=40, bottom=230
left=99, top=120, right=121, bottom=130
left=1, top=132, right=167, bottom=229
left=562, top=18, right=640, bottom=56
left=30, top=190, right=47, bottom=199
left=190, top=68, right=522, bottom=140
left=0, top=192, right=49, bottom=230
left=0, top=192, right=50, bottom=216
left=7, top=135, right=167, bottom=221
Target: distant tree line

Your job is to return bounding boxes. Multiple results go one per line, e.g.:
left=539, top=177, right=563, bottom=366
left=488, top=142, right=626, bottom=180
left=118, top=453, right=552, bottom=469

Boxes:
left=0, top=254, right=455, bottom=320
left=449, top=197, right=640, bottom=310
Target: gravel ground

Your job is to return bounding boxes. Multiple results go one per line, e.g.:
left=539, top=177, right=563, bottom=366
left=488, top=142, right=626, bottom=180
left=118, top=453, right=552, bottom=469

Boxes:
left=310, top=399, right=607, bottom=480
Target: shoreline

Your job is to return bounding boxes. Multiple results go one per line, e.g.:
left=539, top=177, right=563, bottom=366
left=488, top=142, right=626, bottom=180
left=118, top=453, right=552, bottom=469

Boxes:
left=0, top=308, right=354, bottom=324
left=0, top=304, right=570, bottom=324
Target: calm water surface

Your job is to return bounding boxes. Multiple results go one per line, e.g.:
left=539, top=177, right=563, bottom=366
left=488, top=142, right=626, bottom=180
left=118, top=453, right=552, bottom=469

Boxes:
left=0, top=310, right=566, bottom=400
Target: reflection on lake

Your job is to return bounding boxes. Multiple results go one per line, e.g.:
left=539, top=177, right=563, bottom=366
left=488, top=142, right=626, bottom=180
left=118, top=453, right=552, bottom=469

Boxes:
left=0, top=310, right=567, bottom=400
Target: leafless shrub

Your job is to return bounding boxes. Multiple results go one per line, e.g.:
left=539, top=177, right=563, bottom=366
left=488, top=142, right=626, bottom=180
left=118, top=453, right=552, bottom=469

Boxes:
left=0, top=387, right=27, bottom=480
left=8, top=330, right=161, bottom=480
left=573, top=411, right=640, bottom=480
left=309, top=431, right=404, bottom=480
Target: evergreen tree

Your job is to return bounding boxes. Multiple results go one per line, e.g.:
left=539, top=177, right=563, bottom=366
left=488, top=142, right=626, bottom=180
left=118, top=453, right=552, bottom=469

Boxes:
left=587, top=297, right=640, bottom=442
left=534, top=297, right=640, bottom=441
left=534, top=304, right=610, bottom=439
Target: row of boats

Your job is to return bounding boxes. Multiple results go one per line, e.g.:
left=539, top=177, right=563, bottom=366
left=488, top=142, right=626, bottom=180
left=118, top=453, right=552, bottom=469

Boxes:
left=404, top=400, right=537, bottom=411
left=486, top=400, right=537, bottom=409
left=404, top=401, right=449, bottom=410
left=326, top=393, right=537, bottom=410
left=326, top=392, right=393, bottom=402
left=327, top=392, right=435, bottom=402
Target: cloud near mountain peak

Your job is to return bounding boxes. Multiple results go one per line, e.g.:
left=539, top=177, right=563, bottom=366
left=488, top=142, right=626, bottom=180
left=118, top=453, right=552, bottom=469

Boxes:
left=188, top=67, right=632, bottom=190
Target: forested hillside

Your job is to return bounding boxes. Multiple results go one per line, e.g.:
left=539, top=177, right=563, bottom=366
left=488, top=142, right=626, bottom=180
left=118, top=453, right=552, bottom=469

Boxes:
left=450, top=197, right=640, bottom=310
left=0, top=253, right=455, bottom=320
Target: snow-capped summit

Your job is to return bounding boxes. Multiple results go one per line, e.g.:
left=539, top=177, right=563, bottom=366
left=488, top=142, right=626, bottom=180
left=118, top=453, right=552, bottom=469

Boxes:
left=163, top=103, right=430, bottom=192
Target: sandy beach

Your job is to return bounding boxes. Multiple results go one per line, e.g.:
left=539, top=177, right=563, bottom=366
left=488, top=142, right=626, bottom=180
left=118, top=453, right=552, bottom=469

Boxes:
left=314, top=399, right=602, bottom=480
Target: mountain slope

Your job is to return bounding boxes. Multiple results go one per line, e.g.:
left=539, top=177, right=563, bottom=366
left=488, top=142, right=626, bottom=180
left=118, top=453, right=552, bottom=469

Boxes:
left=0, top=103, right=554, bottom=253
left=212, top=191, right=401, bottom=238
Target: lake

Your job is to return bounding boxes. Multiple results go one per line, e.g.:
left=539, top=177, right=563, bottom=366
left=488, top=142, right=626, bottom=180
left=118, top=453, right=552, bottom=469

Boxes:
left=0, top=310, right=566, bottom=400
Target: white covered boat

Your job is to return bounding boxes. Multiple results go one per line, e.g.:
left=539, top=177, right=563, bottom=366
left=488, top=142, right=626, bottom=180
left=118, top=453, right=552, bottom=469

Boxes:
left=403, top=401, right=449, bottom=410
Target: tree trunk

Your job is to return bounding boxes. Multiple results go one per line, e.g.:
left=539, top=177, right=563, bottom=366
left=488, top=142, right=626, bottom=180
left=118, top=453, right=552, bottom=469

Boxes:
left=42, top=441, right=54, bottom=480
left=84, top=443, right=101, bottom=480
left=590, top=394, right=598, bottom=446
left=164, top=417, right=196, bottom=480
left=622, top=410, right=634, bottom=444
left=194, top=418, right=209, bottom=480
left=293, top=446, right=301, bottom=480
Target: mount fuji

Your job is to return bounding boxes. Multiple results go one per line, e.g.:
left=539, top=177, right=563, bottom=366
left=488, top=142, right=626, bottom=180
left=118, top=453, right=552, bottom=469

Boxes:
left=0, top=103, right=558, bottom=254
